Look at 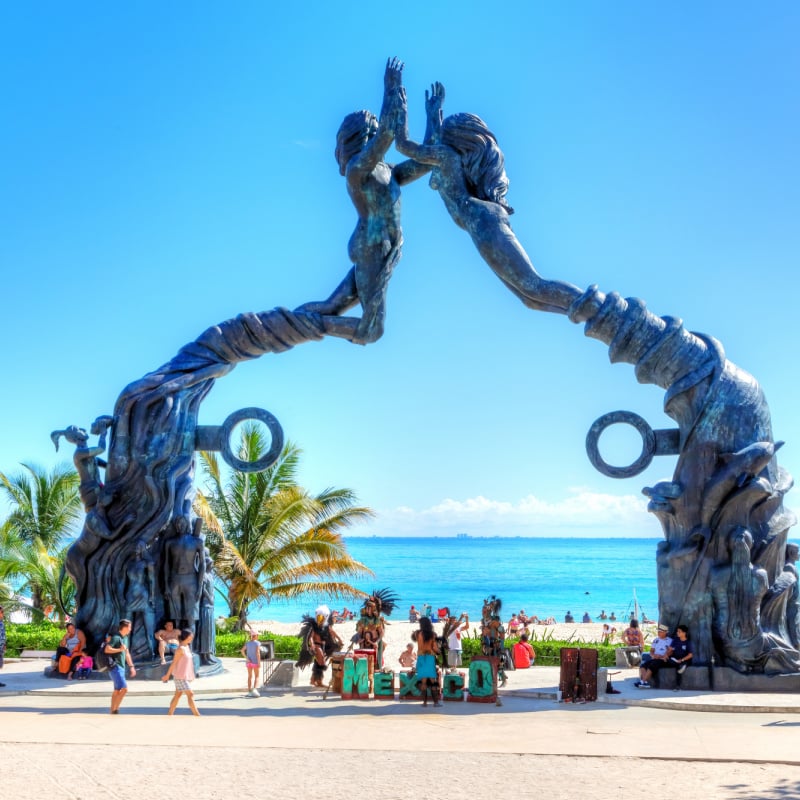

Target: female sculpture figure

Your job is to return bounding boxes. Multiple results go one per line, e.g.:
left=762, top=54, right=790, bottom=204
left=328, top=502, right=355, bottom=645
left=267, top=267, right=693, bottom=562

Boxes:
left=297, top=58, right=431, bottom=344
left=125, top=538, right=156, bottom=660
left=394, top=81, right=581, bottom=315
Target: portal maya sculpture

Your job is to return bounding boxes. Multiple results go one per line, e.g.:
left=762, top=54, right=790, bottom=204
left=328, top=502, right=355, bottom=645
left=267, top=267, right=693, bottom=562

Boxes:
left=58, top=59, right=796, bottom=689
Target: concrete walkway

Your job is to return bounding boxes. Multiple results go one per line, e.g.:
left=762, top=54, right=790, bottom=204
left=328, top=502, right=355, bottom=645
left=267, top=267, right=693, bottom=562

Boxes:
left=2, top=657, right=800, bottom=799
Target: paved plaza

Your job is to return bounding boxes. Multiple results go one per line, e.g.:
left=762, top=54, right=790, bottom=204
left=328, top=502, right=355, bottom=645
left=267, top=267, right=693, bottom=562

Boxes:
left=1, top=658, right=799, bottom=799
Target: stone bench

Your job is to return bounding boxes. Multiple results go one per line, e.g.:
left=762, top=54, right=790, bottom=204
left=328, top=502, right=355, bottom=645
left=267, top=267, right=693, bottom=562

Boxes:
left=20, top=649, right=56, bottom=659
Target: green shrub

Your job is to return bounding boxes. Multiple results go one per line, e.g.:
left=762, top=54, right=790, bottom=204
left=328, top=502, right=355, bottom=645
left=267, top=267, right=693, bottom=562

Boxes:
left=460, top=629, right=616, bottom=668
left=214, top=631, right=302, bottom=660
left=5, top=622, right=63, bottom=656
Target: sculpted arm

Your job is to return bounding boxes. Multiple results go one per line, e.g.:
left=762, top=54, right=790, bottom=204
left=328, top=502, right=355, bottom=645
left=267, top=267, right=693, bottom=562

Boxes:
left=394, top=87, right=448, bottom=166
left=392, top=82, right=442, bottom=185
left=347, top=58, right=401, bottom=180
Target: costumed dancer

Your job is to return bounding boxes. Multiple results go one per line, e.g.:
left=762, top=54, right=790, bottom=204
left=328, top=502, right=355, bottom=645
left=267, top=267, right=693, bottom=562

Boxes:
left=297, top=605, right=343, bottom=688
left=481, top=595, right=507, bottom=686
left=355, top=587, right=399, bottom=668
left=414, top=616, right=442, bottom=707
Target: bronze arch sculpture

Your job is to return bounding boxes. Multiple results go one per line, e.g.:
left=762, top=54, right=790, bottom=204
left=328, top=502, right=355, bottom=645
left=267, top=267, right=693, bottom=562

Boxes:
left=60, top=60, right=798, bottom=689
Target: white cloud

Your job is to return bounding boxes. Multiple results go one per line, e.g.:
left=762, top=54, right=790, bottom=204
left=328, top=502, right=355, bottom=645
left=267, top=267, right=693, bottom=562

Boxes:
left=353, top=488, right=661, bottom=538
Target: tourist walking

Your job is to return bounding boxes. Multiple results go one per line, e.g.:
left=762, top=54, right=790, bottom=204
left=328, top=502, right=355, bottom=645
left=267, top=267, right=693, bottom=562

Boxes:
left=161, top=628, right=200, bottom=715
left=241, top=630, right=261, bottom=697
left=105, top=619, right=136, bottom=713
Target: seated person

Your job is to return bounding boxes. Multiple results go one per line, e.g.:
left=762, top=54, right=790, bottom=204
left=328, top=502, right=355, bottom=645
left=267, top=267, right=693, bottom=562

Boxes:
left=639, top=625, right=693, bottom=689
left=667, top=624, right=693, bottom=688
left=564, top=611, right=575, bottom=623
left=75, top=653, right=93, bottom=679
left=398, top=642, right=417, bottom=669
left=635, top=623, right=673, bottom=688
left=609, top=612, right=617, bottom=621
left=581, top=612, right=592, bottom=623
left=408, top=604, right=420, bottom=622
left=623, top=618, right=645, bottom=648
left=155, top=620, right=181, bottom=664
left=512, top=633, right=536, bottom=668
left=598, top=610, right=608, bottom=620
left=55, top=622, right=87, bottom=679
left=518, top=609, right=530, bottom=626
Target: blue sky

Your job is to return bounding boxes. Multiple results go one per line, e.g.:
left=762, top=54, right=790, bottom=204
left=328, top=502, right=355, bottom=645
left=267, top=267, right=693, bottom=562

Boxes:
left=1, top=3, right=798, bottom=538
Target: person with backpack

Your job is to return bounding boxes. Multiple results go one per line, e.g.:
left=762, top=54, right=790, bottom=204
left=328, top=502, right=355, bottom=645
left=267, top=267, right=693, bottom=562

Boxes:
left=105, top=619, right=136, bottom=713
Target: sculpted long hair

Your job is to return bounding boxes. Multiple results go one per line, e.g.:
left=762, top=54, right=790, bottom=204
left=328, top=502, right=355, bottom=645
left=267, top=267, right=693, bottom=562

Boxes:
left=335, top=110, right=379, bottom=175
left=441, top=113, right=513, bottom=213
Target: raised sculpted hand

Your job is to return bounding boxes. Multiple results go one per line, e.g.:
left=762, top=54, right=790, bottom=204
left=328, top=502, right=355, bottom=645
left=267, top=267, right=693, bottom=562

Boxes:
left=425, top=81, right=445, bottom=124
left=384, top=56, right=404, bottom=94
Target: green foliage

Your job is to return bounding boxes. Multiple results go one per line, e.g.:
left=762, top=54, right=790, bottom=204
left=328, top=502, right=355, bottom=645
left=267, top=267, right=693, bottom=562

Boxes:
left=214, top=630, right=302, bottom=660
left=194, top=427, right=373, bottom=628
left=4, top=621, right=63, bottom=656
left=460, top=628, right=616, bottom=668
left=505, top=635, right=617, bottom=667
left=0, top=463, right=81, bottom=618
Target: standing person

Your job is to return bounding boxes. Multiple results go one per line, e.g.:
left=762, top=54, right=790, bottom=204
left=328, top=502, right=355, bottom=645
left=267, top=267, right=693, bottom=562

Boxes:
left=105, top=619, right=136, bottom=713
left=415, top=616, right=441, bottom=707
left=445, top=612, right=469, bottom=673
left=241, top=630, right=262, bottom=697
left=161, top=629, right=200, bottom=716
left=0, top=606, right=6, bottom=687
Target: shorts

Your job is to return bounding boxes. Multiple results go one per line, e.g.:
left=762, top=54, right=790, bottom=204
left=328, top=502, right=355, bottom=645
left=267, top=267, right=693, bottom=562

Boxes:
left=416, top=653, right=438, bottom=681
left=174, top=678, right=192, bottom=691
left=447, top=650, right=462, bottom=667
left=109, top=664, right=127, bottom=691
left=246, top=662, right=259, bottom=670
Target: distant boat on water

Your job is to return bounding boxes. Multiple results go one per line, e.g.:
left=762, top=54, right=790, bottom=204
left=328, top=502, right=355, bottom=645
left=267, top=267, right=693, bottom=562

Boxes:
left=456, top=532, right=471, bottom=539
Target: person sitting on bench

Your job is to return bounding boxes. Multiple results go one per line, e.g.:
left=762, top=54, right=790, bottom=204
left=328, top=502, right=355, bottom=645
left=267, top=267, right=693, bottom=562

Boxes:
left=155, top=620, right=181, bottom=664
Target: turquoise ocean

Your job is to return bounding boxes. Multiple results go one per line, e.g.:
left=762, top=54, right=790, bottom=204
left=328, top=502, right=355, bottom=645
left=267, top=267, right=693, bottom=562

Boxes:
left=222, top=537, right=663, bottom=625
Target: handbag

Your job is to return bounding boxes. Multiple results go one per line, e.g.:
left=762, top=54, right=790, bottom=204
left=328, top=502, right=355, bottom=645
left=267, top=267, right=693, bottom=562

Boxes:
left=58, top=654, right=73, bottom=673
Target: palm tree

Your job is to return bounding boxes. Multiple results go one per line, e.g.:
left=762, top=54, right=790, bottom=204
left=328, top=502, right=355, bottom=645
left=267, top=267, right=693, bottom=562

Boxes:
left=194, top=424, right=374, bottom=629
left=0, top=522, right=75, bottom=623
left=0, top=463, right=81, bottom=613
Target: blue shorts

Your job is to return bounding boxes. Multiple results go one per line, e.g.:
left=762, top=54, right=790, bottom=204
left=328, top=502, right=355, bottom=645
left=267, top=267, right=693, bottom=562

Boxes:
left=110, top=664, right=127, bottom=691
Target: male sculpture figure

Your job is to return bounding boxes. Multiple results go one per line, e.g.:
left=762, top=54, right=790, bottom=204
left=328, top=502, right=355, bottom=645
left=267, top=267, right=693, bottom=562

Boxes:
left=163, top=517, right=205, bottom=630
left=296, top=58, right=431, bottom=344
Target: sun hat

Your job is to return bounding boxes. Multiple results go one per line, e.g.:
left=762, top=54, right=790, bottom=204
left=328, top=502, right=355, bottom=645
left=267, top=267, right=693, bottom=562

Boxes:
left=657, top=623, right=669, bottom=632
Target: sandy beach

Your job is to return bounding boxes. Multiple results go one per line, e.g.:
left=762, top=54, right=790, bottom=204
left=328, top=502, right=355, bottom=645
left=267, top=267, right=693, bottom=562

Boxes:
left=248, top=618, right=628, bottom=667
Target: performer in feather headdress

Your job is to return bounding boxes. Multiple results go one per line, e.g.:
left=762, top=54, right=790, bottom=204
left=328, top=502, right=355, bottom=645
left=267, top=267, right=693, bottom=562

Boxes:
left=481, top=594, right=507, bottom=685
left=297, top=605, right=343, bottom=687
left=355, top=587, right=398, bottom=668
